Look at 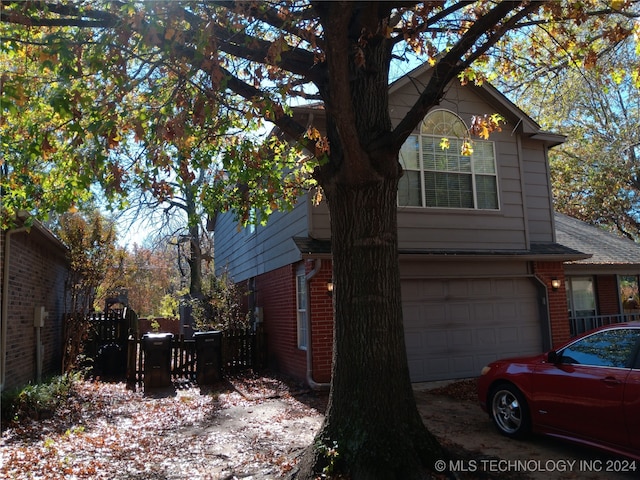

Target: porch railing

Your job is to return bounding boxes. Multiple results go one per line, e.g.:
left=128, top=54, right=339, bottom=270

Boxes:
left=570, top=312, right=640, bottom=337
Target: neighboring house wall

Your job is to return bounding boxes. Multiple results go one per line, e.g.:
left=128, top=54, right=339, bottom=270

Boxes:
left=1, top=224, right=69, bottom=391
left=138, top=317, right=181, bottom=335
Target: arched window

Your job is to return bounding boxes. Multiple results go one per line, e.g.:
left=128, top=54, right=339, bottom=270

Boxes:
left=399, top=109, right=499, bottom=210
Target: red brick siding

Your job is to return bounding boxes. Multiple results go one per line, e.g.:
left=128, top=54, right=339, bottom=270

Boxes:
left=534, top=261, right=570, bottom=348
left=307, top=261, right=334, bottom=383
left=2, top=229, right=69, bottom=391
left=595, top=275, right=619, bottom=316
left=255, top=264, right=306, bottom=380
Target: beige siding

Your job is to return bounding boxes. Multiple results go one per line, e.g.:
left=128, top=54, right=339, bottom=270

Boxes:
left=312, top=76, right=543, bottom=250
left=218, top=68, right=557, bottom=279
left=521, top=139, right=555, bottom=242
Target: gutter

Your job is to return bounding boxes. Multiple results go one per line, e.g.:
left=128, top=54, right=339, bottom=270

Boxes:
left=1, top=226, right=29, bottom=392
left=305, top=259, right=330, bottom=391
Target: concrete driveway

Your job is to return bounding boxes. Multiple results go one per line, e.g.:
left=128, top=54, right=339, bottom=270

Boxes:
left=414, top=381, right=637, bottom=480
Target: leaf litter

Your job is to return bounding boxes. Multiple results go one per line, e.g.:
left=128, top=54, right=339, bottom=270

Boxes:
left=1, top=373, right=326, bottom=480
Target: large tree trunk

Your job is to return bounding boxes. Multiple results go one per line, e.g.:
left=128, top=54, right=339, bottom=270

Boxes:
left=293, top=4, right=448, bottom=478
left=296, top=173, right=445, bottom=479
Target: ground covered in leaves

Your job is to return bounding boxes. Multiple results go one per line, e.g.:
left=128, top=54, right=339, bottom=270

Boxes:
left=2, top=375, right=527, bottom=480
left=1, top=374, right=326, bottom=479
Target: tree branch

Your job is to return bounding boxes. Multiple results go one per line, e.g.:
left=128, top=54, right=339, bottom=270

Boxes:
left=391, top=1, right=543, bottom=149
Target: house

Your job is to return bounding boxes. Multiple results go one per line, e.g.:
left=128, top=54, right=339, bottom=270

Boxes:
left=0, top=218, right=70, bottom=392
left=554, top=212, right=640, bottom=336
left=213, top=64, right=636, bottom=385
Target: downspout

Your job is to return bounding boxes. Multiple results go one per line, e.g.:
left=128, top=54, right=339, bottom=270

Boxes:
left=305, top=259, right=330, bottom=390
left=1, top=226, right=29, bottom=392
left=532, top=273, right=553, bottom=352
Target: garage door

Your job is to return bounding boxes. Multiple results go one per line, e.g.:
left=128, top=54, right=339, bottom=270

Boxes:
left=402, top=277, right=542, bottom=382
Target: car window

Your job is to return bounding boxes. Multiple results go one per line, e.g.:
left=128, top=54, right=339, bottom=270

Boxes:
left=560, top=329, right=640, bottom=368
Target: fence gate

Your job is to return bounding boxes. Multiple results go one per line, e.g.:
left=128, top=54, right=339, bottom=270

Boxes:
left=86, top=307, right=138, bottom=377
left=127, top=325, right=266, bottom=387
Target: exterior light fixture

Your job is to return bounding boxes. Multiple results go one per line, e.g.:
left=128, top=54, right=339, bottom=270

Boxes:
left=551, top=278, right=561, bottom=291
left=327, top=281, right=334, bottom=297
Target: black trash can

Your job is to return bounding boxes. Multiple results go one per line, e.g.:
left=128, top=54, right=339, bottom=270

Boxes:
left=194, top=331, right=223, bottom=385
left=142, top=333, right=173, bottom=389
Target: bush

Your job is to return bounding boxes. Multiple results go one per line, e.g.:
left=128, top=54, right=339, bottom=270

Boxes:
left=1, top=372, right=81, bottom=422
left=191, top=271, right=249, bottom=331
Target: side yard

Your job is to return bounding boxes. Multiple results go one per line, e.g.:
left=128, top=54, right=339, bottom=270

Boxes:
left=2, top=375, right=637, bottom=480
left=1, top=374, right=323, bottom=479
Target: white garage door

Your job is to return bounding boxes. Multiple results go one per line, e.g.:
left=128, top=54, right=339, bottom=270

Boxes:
left=402, top=277, right=542, bottom=382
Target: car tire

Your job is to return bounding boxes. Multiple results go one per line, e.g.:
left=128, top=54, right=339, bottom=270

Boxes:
left=489, top=383, right=531, bottom=438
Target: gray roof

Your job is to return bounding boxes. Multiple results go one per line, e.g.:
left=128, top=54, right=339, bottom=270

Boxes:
left=555, top=213, right=640, bottom=266
left=294, top=236, right=587, bottom=261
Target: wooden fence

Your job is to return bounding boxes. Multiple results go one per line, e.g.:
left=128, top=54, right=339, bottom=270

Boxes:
left=86, top=309, right=137, bottom=377
left=126, top=325, right=266, bottom=386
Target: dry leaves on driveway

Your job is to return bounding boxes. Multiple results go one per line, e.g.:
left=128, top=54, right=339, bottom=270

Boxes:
left=1, top=374, right=325, bottom=480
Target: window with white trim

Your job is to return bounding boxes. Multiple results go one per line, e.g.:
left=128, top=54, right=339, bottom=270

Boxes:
left=398, top=109, right=499, bottom=210
left=296, top=268, right=308, bottom=350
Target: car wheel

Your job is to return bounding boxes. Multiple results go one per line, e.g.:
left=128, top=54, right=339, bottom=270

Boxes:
left=489, top=383, right=531, bottom=438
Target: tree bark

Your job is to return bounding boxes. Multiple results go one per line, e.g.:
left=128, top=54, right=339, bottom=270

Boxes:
left=292, top=5, right=448, bottom=478
left=295, top=172, right=446, bottom=479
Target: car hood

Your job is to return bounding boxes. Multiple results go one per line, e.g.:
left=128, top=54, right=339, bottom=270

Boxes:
left=488, top=352, right=548, bottom=367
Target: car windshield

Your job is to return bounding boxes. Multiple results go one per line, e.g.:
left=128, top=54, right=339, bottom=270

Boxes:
left=560, top=328, right=640, bottom=368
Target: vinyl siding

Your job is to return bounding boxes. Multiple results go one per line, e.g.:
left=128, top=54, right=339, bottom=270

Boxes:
left=311, top=77, right=539, bottom=250
left=521, top=138, right=555, bottom=242
left=214, top=196, right=310, bottom=281
left=217, top=70, right=557, bottom=279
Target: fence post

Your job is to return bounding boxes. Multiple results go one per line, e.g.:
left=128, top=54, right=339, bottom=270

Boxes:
left=126, top=334, right=137, bottom=390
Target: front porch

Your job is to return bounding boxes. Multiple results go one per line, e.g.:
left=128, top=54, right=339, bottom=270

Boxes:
left=570, top=312, right=640, bottom=337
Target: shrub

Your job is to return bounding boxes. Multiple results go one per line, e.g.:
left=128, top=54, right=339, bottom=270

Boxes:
left=1, top=372, right=81, bottom=422
left=191, top=270, right=249, bottom=331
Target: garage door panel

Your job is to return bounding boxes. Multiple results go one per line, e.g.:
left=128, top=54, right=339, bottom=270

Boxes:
left=495, top=302, right=517, bottom=318
left=403, top=305, right=422, bottom=329
left=450, top=329, right=473, bottom=346
left=451, top=356, right=476, bottom=374
left=402, top=277, right=542, bottom=382
left=476, top=328, right=497, bottom=345
left=448, top=279, right=471, bottom=298
left=449, top=304, right=471, bottom=323
left=423, top=330, right=448, bottom=350
left=425, top=358, right=450, bottom=376
left=473, top=303, right=495, bottom=320
left=470, top=280, right=492, bottom=296
left=404, top=330, right=423, bottom=352
left=496, top=327, right=520, bottom=343
left=495, top=278, right=519, bottom=295
left=423, top=304, right=446, bottom=322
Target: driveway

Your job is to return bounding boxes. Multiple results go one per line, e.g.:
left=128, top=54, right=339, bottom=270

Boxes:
left=414, top=380, right=637, bottom=480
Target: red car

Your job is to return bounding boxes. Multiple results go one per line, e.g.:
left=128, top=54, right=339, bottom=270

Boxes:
left=477, top=322, right=640, bottom=460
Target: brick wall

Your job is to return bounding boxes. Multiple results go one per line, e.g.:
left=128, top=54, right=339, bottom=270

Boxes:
left=534, top=261, right=570, bottom=348
left=2, top=227, right=69, bottom=391
left=595, top=274, right=619, bottom=316
left=255, top=264, right=307, bottom=380
left=307, top=260, right=334, bottom=383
